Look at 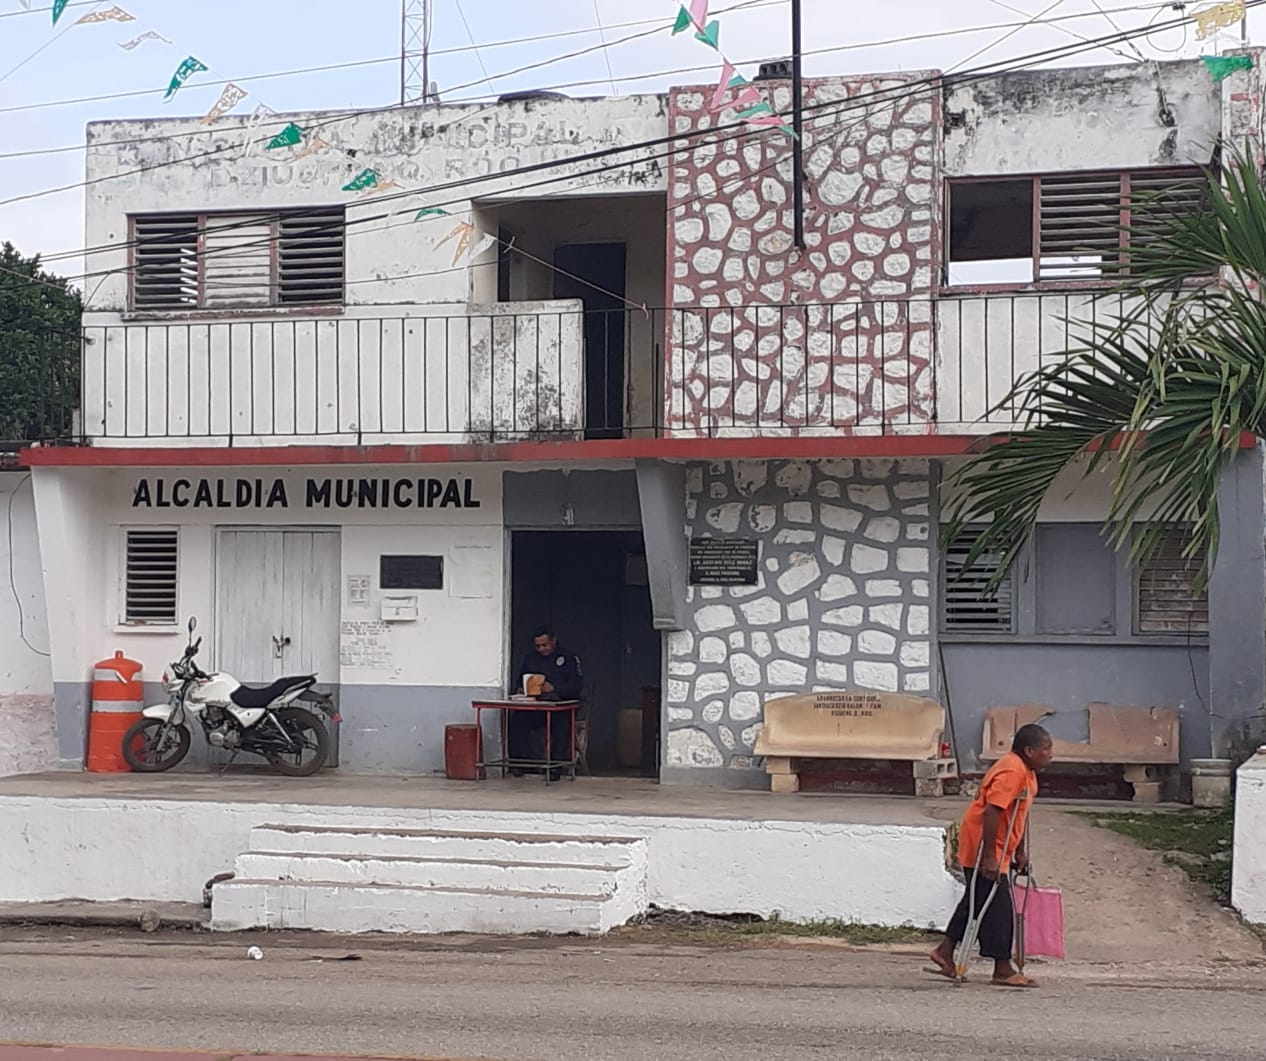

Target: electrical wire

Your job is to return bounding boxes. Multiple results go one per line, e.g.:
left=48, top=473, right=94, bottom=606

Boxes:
left=0, top=0, right=104, bottom=84
left=987, top=0, right=1142, bottom=61
left=592, top=0, right=621, bottom=97
left=948, top=0, right=1068, bottom=72
left=0, top=4, right=1249, bottom=294
left=0, top=0, right=1193, bottom=171
left=452, top=0, right=498, bottom=94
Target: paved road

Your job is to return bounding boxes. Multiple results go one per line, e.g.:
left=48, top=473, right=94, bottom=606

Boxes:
left=0, top=928, right=1261, bottom=1061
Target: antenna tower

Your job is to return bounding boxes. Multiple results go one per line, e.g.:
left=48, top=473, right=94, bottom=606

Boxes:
left=400, top=0, right=431, bottom=106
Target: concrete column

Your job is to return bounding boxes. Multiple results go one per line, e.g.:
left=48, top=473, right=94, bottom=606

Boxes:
left=1208, top=445, right=1266, bottom=758
left=634, top=459, right=687, bottom=632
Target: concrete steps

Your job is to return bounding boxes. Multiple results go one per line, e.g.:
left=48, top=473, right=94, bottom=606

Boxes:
left=210, top=823, right=649, bottom=935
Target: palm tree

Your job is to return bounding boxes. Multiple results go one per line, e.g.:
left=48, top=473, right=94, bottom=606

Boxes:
left=941, top=148, right=1266, bottom=594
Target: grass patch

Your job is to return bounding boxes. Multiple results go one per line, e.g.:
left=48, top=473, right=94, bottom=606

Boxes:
left=614, top=909, right=936, bottom=947
left=1076, top=808, right=1234, bottom=903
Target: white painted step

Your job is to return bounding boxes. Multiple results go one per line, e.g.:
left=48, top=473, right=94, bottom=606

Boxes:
left=247, top=823, right=645, bottom=867
left=211, top=879, right=622, bottom=935
left=211, top=823, right=650, bottom=936
left=234, top=851, right=633, bottom=897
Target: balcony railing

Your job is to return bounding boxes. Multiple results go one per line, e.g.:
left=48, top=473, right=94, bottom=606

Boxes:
left=73, top=293, right=1142, bottom=447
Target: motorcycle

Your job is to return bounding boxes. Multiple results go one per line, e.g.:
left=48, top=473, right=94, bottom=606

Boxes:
left=120, top=617, right=340, bottom=777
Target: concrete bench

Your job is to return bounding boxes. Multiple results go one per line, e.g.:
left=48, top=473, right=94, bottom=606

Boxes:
left=981, top=703, right=1180, bottom=803
left=754, top=691, right=957, bottom=796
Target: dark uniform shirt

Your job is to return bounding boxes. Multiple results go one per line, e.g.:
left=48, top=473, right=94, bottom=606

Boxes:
left=517, top=643, right=583, bottom=701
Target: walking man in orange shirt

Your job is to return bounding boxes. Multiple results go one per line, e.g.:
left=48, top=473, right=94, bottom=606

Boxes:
left=929, top=723, right=1054, bottom=987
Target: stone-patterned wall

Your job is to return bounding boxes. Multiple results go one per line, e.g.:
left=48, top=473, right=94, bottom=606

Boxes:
left=665, top=458, right=934, bottom=773
left=665, top=75, right=940, bottom=437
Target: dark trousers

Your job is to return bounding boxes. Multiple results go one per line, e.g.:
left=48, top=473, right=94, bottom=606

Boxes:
left=945, top=865, right=1014, bottom=960
left=507, top=708, right=571, bottom=765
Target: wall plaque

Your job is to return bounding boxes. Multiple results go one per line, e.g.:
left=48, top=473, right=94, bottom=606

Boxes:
left=689, top=537, right=759, bottom=586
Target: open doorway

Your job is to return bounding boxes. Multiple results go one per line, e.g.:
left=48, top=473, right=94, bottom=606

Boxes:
left=510, top=530, right=660, bottom=776
left=554, top=243, right=627, bottom=440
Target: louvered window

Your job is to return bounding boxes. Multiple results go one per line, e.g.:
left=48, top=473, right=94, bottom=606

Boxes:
left=123, top=528, right=179, bottom=625
left=278, top=209, right=346, bottom=305
left=133, top=215, right=199, bottom=309
left=131, top=209, right=345, bottom=310
left=1137, top=530, right=1209, bottom=634
left=947, top=167, right=1209, bottom=285
left=940, top=529, right=1015, bottom=632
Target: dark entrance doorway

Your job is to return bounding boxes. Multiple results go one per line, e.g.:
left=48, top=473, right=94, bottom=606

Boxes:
left=553, top=242, right=627, bottom=440
left=510, top=530, right=660, bottom=776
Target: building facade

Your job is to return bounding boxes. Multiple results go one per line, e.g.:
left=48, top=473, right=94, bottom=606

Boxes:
left=19, top=54, right=1266, bottom=781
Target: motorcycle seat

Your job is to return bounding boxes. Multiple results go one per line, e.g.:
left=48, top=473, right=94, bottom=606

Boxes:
left=230, top=675, right=316, bottom=710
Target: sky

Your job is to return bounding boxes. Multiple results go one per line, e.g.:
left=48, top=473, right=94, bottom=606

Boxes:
left=0, top=0, right=1261, bottom=285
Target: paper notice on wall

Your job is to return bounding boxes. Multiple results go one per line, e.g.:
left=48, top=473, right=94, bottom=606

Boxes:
left=340, top=620, right=390, bottom=668
left=347, top=575, right=371, bottom=607
left=449, top=544, right=495, bottom=599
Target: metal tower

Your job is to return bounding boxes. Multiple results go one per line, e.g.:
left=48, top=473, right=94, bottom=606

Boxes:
left=400, top=0, right=431, bottom=106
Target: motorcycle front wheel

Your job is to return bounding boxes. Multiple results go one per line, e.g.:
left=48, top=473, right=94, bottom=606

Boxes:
left=266, top=706, right=330, bottom=777
left=121, top=718, right=192, bottom=772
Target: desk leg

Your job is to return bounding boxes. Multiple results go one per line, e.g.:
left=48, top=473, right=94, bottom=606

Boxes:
left=500, top=709, right=508, bottom=778
left=545, top=711, right=553, bottom=786
left=570, top=707, right=577, bottom=781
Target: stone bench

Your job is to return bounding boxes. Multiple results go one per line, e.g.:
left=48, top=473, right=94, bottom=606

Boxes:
left=980, top=703, right=1180, bottom=803
left=754, top=691, right=958, bottom=796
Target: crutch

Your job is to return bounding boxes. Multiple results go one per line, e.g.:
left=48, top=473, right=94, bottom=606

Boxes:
left=953, top=800, right=1022, bottom=982
left=1012, top=865, right=1032, bottom=976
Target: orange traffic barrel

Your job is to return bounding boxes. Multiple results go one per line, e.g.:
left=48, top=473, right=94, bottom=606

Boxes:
left=86, top=651, right=144, bottom=772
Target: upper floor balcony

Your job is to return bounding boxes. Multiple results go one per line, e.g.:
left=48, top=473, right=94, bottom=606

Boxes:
left=76, top=290, right=1141, bottom=449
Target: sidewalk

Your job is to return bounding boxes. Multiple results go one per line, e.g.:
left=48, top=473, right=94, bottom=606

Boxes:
left=0, top=1049, right=464, bottom=1061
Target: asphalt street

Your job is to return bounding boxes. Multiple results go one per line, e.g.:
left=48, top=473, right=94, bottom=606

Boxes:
left=0, top=928, right=1261, bottom=1061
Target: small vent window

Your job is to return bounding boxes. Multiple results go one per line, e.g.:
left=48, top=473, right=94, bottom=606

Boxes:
left=278, top=209, right=346, bottom=304
left=123, top=528, right=179, bottom=625
left=130, top=209, right=345, bottom=310
left=132, top=215, right=199, bottom=310
left=1137, top=530, right=1209, bottom=634
left=941, top=530, right=1015, bottom=633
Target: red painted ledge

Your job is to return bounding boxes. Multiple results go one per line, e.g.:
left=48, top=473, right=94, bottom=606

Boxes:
left=20, top=431, right=1258, bottom=468
left=21, top=435, right=988, bottom=468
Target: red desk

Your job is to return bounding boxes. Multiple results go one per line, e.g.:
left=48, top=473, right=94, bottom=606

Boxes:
left=472, top=698, right=580, bottom=784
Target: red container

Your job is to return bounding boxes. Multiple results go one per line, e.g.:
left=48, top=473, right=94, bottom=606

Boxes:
left=444, top=723, right=484, bottom=781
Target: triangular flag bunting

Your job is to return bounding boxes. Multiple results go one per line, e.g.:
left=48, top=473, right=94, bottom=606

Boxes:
left=736, top=103, right=775, bottom=120
left=1202, top=54, right=1253, bottom=81
left=694, top=19, right=719, bottom=49
left=51, top=0, right=67, bottom=24
left=415, top=208, right=449, bottom=220
left=342, top=168, right=380, bottom=192
left=709, top=62, right=737, bottom=111
left=266, top=123, right=304, bottom=149
left=672, top=6, right=692, bottom=34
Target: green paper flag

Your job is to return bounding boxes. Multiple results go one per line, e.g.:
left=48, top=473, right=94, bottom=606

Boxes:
left=342, top=168, right=379, bottom=192
left=694, top=19, right=720, bottom=49
left=736, top=103, right=774, bottom=119
left=672, top=6, right=692, bottom=33
left=415, top=207, right=449, bottom=219
left=1202, top=54, right=1253, bottom=82
left=163, top=56, right=208, bottom=102
left=266, top=123, right=304, bottom=149
left=51, top=0, right=67, bottom=24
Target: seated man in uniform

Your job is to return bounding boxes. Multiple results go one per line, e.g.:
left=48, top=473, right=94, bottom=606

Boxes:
left=510, top=625, right=583, bottom=778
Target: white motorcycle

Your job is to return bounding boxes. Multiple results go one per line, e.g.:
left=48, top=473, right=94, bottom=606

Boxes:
left=120, top=617, right=338, bottom=777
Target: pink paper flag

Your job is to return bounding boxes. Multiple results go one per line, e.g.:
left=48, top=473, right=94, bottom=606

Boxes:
left=731, top=85, right=762, bottom=109
left=709, top=62, right=736, bottom=111
left=689, top=0, right=708, bottom=27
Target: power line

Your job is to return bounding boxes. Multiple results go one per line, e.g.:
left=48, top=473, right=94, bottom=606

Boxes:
left=592, top=0, right=620, bottom=97
left=1, top=5, right=1247, bottom=294
left=452, top=0, right=497, bottom=94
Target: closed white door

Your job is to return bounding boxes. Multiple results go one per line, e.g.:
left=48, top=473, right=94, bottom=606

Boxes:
left=215, top=529, right=340, bottom=685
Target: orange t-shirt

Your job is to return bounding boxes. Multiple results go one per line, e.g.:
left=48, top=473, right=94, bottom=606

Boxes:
left=957, top=751, right=1038, bottom=869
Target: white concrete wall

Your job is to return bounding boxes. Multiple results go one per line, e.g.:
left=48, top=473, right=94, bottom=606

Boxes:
left=0, top=795, right=961, bottom=927
left=83, top=96, right=669, bottom=312
left=0, top=473, right=56, bottom=776
left=81, top=302, right=584, bottom=446
left=31, top=465, right=505, bottom=693
left=945, top=60, right=1223, bottom=176
left=1233, top=752, right=1266, bottom=924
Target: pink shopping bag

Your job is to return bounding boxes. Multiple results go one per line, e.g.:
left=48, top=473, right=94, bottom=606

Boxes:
left=1015, top=883, right=1065, bottom=960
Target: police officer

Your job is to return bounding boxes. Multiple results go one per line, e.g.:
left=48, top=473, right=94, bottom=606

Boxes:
left=511, top=625, right=583, bottom=777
